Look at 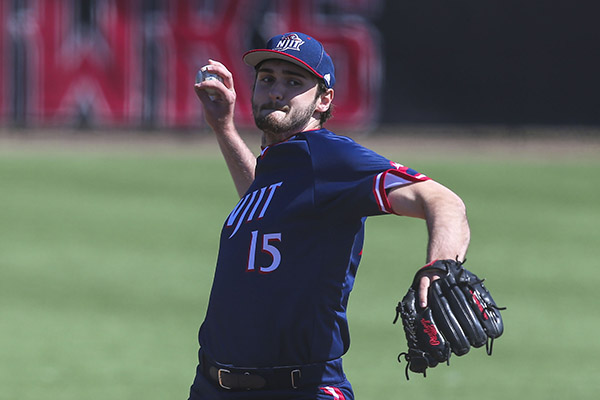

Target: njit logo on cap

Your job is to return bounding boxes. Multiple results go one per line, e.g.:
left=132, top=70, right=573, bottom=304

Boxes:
left=274, top=33, right=305, bottom=52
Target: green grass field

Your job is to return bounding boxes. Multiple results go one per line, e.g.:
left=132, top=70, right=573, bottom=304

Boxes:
left=1, top=133, right=599, bottom=399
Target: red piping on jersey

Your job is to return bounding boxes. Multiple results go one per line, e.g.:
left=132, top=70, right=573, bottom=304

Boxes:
left=373, top=171, right=392, bottom=213
left=373, top=168, right=431, bottom=214
left=320, top=386, right=346, bottom=400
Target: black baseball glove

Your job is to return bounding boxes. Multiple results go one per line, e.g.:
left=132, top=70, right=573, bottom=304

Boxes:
left=393, top=259, right=505, bottom=379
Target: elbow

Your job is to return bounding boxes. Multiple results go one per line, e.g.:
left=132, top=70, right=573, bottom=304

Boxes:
left=424, top=181, right=467, bottom=215
left=423, top=184, right=470, bottom=230
left=451, top=191, right=468, bottom=217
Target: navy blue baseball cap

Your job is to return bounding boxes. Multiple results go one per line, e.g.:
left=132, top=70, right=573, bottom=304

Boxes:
left=243, top=32, right=336, bottom=88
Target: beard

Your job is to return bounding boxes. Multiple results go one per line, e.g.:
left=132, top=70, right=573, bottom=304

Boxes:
left=252, top=99, right=317, bottom=136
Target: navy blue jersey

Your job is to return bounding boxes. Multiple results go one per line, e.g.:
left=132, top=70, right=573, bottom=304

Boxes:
left=198, top=129, right=429, bottom=367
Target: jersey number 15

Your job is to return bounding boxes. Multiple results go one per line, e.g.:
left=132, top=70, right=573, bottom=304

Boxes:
left=247, top=230, right=282, bottom=274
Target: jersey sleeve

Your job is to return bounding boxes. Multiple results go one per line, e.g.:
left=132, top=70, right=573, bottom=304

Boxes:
left=373, top=163, right=431, bottom=214
left=304, top=131, right=430, bottom=218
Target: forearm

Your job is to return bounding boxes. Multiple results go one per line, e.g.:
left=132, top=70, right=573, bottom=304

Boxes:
left=389, top=180, right=470, bottom=308
left=194, top=60, right=256, bottom=197
left=388, top=180, right=470, bottom=263
left=423, top=190, right=470, bottom=263
left=214, top=124, right=257, bottom=197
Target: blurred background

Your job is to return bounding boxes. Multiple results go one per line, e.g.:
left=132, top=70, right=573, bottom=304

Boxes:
left=2, top=0, right=599, bottom=131
left=1, top=1, right=600, bottom=400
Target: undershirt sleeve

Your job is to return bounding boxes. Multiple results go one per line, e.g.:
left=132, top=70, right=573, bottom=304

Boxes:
left=374, top=166, right=431, bottom=214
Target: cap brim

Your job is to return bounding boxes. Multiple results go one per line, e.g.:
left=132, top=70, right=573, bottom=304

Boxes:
left=243, top=49, right=324, bottom=79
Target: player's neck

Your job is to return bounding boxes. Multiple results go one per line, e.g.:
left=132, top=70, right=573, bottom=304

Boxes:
left=261, top=120, right=322, bottom=147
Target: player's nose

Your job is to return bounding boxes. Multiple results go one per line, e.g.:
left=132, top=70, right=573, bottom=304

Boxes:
left=268, top=84, right=284, bottom=101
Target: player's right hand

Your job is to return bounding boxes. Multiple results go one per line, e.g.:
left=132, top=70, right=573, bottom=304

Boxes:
left=194, top=59, right=236, bottom=132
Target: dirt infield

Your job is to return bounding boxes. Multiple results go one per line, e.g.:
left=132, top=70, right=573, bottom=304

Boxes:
left=1, top=125, right=599, bottom=161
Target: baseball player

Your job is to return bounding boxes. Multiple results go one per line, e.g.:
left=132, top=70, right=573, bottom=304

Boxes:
left=189, top=32, right=470, bottom=399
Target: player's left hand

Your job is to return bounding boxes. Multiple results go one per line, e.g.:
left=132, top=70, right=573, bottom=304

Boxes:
left=393, top=259, right=505, bottom=379
left=416, top=269, right=441, bottom=309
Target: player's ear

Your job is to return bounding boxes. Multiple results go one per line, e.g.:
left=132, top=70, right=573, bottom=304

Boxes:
left=315, top=88, right=334, bottom=113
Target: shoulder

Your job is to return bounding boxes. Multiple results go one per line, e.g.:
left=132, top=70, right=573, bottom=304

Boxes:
left=298, top=128, right=361, bottom=149
left=297, top=129, right=390, bottom=168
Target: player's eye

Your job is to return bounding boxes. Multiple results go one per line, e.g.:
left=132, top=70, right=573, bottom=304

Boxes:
left=257, top=74, right=274, bottom=84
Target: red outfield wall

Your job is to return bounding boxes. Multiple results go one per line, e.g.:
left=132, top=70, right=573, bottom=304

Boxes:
left=0, top=0, right=382, bottom=130
left=1, top=0, right=598, bottom=129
